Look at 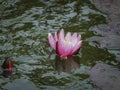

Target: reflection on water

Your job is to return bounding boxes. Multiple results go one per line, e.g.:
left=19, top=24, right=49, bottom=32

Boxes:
left=55, top=55, right=80, bottom=74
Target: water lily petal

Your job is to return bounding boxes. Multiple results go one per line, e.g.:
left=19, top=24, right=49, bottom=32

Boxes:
left=71, top=40, right=82, bottom=55
left=63, top=44, right=73, bottom=56
left=48, top=33, right=56, bottom=50
left=54, top=32, right=58, bottom=41
left=57, top=39, right=65, bottom=56
left=70, top=33, right=77, bottom=42
left=58, top=39, right=75, bottom=56
left=59, top=29, right=64, bottom=40
left=72, top=33, right=77, bottom=38
left=77, top=35, right=81, bottom=41
left=65, top=32, right=71, bottom=41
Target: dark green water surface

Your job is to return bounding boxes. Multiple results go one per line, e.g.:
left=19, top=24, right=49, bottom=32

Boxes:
left=0, top=0, right=119, bottom=90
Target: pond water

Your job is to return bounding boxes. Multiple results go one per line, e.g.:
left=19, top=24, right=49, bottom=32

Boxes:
left=0, top=0, right=119, bottom=90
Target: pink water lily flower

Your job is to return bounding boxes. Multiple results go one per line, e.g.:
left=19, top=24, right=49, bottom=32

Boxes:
left=48, top=29, right=82, bottom=59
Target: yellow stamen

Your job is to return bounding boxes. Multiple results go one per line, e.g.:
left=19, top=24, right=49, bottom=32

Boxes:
left=64, top=40, right=75, bottom=46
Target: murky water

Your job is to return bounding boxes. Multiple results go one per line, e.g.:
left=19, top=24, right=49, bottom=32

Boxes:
left=0, top=0, right=119, bottom=90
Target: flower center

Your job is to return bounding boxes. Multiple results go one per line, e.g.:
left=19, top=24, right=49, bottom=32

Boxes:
left=64, top=40, right=74, bottom=46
